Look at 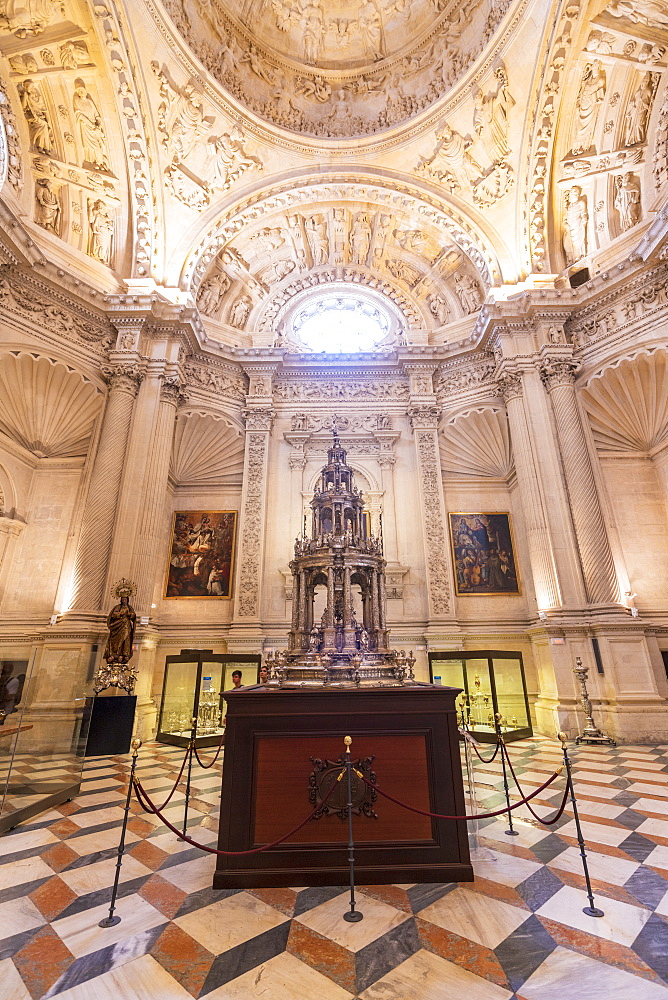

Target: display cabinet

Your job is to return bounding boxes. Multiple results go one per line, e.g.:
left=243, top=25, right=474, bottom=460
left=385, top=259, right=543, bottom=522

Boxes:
left=156, top=649, right=261, bottom=747
left=429, top=650, right=532, bottom=742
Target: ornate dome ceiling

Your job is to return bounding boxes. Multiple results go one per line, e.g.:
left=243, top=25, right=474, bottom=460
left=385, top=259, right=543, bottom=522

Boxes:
left=162, top=0, right=515, bottom=138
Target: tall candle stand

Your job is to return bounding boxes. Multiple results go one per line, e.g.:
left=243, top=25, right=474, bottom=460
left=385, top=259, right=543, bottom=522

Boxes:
left=573, top=657, right=616, bottom=747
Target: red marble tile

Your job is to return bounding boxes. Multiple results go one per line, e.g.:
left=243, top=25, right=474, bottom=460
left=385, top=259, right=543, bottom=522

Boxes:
left=129, top=839, right=169, bottom=871
left=246, top=887, right=297, bottom=917
left=416, top=916, right=511, bottom=989
left=358, top=884, right=412, bottom=913
left=538, top=916, right=665, bottom=986
left=479, top=836, right=538, bottom=862
left=48, top=818, right=80, bottom=840
left=150, top=923, right=214, bottom=996
left=556, top=835, right=634, bottom=861
left=29, top=876, right=78, bottom=922
left=139, top=874, right=188, bottom=919
left=127, top=816, right=156, bottom=838
left=12, top=925, right=74, bottom=999
left=55, top=801, right=79, bottom=817
left=40, top=842, right=79, bottom=872
left=467, top=875, right=530, bottom=910
left=554, top=868, right=651, bottom=908
left=288, top=919, right=356, bottom=994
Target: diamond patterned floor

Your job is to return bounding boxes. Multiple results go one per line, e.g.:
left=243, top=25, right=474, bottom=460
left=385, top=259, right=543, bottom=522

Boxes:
left=0, top=737, right=667, bottom=999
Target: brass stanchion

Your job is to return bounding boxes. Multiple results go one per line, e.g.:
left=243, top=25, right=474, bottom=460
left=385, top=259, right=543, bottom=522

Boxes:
left=182, top=716, right=197, bottom=837
left=99, top=738, right=141, bottom=928
left=496, top=713, right=518, bottom=836
left=558, top=732, right=604, bottom=917
left=342, top=736, right=363, bottom=923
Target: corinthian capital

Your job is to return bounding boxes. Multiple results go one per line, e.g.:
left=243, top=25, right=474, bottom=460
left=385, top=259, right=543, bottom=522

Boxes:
left=408, top=404, right=440, bottom=430
left=160, top=375, right=189, bottom=407
left=243, top=407, right=274, bottom=432
left=496, top=371, right=523, bottom=403
left=101, top=362, right=145, bottom=395
left=540, top=358, right=580, bottom=392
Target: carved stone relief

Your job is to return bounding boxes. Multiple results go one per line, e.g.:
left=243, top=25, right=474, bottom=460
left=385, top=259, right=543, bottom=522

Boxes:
left=17, top=77, right=54, bottom=153
left=566, top=264, right=668, bottom=348
left=34, top=175, right=61, bottom=233
left=87, top=197, right=114, bottom=266
left=562, top=185, right=588, bottom=264
left=613, top=171, right=641, bottom=231
left=274, top=378, right=409, bottom=401
left=72, top=79, right=109, bottom=170
left=0, top=74, right=23, bottom=192
left=571, top=60, right=606, bottom=156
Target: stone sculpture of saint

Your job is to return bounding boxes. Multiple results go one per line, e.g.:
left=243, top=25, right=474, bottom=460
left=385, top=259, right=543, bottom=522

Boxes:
left=614, top=173, right=641, bottom=232
left=229, top=294, right=251, bottom=329
left=34, top=177, right=60, bottom=234
left=351, top=214, right=372, bottom=265
left=606, top=0, right=668, bottom=28
left=198, top=272, right=230, bottom=316
left=473, top=65, right=515, bottom=162
left=306, top=215, right=329, bottom=266
left=73, top=79, right=110, bottom=170
left=563, top=186, right=588, bottom=264
left=104, top=591, right=136, bottom=664
left=428, top=294, right=450, bottom=326
left=624, top=74, right=655, bottom=147
left=19, top=79, right=53, bottom=154
left=421, top=124, right=482, bottom=191
left=455, top=273, right=481, bottom=314
left=571, top=61, right=606, bottom=155
left=88, top=199, right=114, bottom=266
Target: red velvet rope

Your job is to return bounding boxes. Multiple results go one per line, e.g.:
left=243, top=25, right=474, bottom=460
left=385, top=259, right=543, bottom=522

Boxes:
left=470, top=738, right=502, bottom=764
left=501, top=743, right=570, bottom=826
left=132, top=770, right=340, bottom=856
left=135, top=744, right=191, bottom=814
left=193, top=734, right=225, bottom=769
left=359, top=767, right=562, bottom=821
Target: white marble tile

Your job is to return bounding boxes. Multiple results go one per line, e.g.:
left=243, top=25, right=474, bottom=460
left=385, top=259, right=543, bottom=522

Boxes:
left=567, top=770, right=619, bottom=785
left=631, top=798, right=668, bottom=815
left=296, top=890, right=407, bottom=951
left=359, top=949, right=513, bottom=1000
left=537, top=885, right=650, bottom=947
left=159, top=853, right=216, bottom=894
left=627, top=782, right=668, bottom=798
left=420, top=887, right=527, bottom=949
left=0, top=855, right=55, bottom=890
left=68, top=806, right=127, bottom=829
left=480, top=818, right=549, bottom=847
left=567, top=800, right=626, bottom=820
left=51, top=894, right=165, bottom=957
left=548, top=846, right=638, bottom=886
left=636, top=817, right=668, bottom=839
left=626, top=770, right=668, bottom=783
left=206, top=952, right=354, bottom=999
left=59, top=856, right=153, bottom=895
left=556, top=819, right=630, bottom=847
left=53, top=954, right=192, bottom=1000
left=0, top=828, right=59, bottom=857
left=472, top=851, right=542, bottom=887
left=646, top=845, right=668, bottom=873
left=0, top=956, right=31, bottom=999
left=0, top=896, right=45, bottom=939
left=175, top=891, right=287, bottom=954
left=519, top=946, right=668, bottom=1000
left=573, top=783, right=626, bottom=801
left=66, top=828, right=140, bottom=857
left=656, top=889, right=668, bottom=918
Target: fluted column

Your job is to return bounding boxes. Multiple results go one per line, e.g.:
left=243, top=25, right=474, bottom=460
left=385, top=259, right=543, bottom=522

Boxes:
left=370, top=568, right=380, bottom=628
left=327, top=566, right=335, bottom=624
left=69, top=361, right=143, bottom=613
left=540, top=357, right=620, bottom=605
left=498, top=371, right=561, bottom=610
left=291, top=571, right=300, bottom=632
left=234, top=407, right=274, bottom=622
left=378, top=570, right=387, bottom=629
left=377, top=453, right=398, bottom=562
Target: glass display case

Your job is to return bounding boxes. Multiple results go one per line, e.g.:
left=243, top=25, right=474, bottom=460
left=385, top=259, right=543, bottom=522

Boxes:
left=156, top=649, right=261, bottom=747
left=429, top=650, right=532, bottom=742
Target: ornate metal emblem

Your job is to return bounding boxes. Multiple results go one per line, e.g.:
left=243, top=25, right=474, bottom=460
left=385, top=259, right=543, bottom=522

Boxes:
left=308, top=754, right=378, bottom=821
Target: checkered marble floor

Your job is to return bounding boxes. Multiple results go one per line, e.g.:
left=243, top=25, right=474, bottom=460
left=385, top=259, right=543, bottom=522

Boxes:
left=0, top=737, right=667, bottom=999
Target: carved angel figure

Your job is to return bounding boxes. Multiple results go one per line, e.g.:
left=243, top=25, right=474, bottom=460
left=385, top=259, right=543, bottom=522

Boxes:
left=455, top=273, right=481, bottom=314
left=562, top=185, right=588, bottom=264
left=88, top=199, right=113, bottom=266
left=614, top=172, right=641, bottom=232
left=73, top=79, right=110, bottom=170
left=419, top=124, right=482, bottom=192
left=34, top=176, right=60, bottom=233
left=198, top=271, right=230, bottom=316
left=207, top=127, right=261, bottom=190
left=19, top=78, right=53, bottom=153
left=571, top=61, right=606, bottom=156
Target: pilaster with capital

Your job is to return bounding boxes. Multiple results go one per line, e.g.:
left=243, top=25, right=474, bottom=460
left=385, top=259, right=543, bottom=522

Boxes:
left=233, top=406, right=274, bottom=621
left=539, top=351, right=620, bottom=606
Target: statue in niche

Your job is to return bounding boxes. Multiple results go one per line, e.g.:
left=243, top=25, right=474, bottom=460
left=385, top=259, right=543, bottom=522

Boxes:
left=198, top=271, right=230, bottom=316
left=60, top=40, right=90, bottom=69
left=455, top=273, right=481, bottom=314
left=158, top=74, right=211, bottom=162
left=473, top=65, right=515, bottom=162
left=331, top=208, right=347, bottom=264
left=305, top=215, right=329, bottom=265
left=351, top=213, right=372, bottom=265
left=562, top=186, right=588, bottom=264
left=229, top=294, right=251, bottom=329
left=248, top=227, right=286, bottom=256
left=605, top=0, right=668, bottom=29
left=571, top=61, right=606, bottom=156
left=428, top=294, right=450, bottom=325
left=624, top=74, right=656, bottom=147
left=18, top=78, right=53, bottom=153
left=547, top=325, right=564, bottom=343
left=207, top=127, right=261, bottom=190
left=418, top=123, right=483, bottom=192
left=104, top=583, right=136, bottom=665
left=34, top=176, right=60, bottom=233
left=88, top=199, right=113, bottom=265
left=614, top=172, right=641, bottom=231
left=72, top=79, right=110, bottom=170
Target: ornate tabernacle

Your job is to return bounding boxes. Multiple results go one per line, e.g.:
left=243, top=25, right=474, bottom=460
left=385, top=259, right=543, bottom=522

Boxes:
left=269, top=430, right=414, bottom=688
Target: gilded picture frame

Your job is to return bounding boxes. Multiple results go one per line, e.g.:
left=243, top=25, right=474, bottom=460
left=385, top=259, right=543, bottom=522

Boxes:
left=164, top=510, right=237, bottom=599
left=449, top=512, right=521, bottom=596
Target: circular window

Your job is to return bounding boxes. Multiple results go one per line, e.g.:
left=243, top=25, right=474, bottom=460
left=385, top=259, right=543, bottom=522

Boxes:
left=283, top=285, right=402, bottom=354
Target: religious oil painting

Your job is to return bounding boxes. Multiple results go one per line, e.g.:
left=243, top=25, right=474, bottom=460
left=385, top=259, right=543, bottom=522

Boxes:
left=449, top=513, right=520, bottom=596
left=164, top=511, right=237, bottom=599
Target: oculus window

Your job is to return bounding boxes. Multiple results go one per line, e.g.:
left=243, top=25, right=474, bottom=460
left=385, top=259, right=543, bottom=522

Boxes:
left=279, top=285, right=404, bottom=354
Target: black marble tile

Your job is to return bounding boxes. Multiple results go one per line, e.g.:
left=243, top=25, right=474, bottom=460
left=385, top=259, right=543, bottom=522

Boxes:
left=516, top=867, right=563, bottom=911
left=157, top=846, right=203, bottom=870
left=293, top=885, right=348, bottom=917
left=406, top=882, right=457, bottom=913
left=494, top=913, right=557, bottom=992
left=624, top=866, right=668, bottom=909
left=0, top=924, right=44, bottom=961
left=632, top=913, right=668, bottom=984
left=530, top=833, right=569, bottom=864
left=612, top=791, right=640, bottom=808
left=63, top=847, right=120, bottom=870
left=0, top=875, right=50, bottom=905
left=57, top=874, right=152, bottom=920
left=356, top=917, right=420, bottom=993
left=617, top=808, right=650, bottom=830
left=621, top=832, right=659, bottom=863
left=175, top=886, right=240, bottom=918
left=610, top=777, right=633, bottom=789
left=200, top=919, right=291, bottom=995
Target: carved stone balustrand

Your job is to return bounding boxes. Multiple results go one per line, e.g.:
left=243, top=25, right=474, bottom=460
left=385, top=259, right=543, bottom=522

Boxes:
left=498, top=371, right=561, bottom=611
left=234, top=407, right=274, bottom=621
left=540, top=358, right=619, bottom=605
left=69, top=362, right=143, bottom=613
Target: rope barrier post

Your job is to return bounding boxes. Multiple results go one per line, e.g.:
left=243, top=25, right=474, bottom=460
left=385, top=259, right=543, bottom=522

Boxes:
left=342, top=736, right=363, bottom=923
left=99, top=737, right=141, bottom=928
left=558, top=732, right=604, bottom=917
left=182, top=716, right=197, bottom=838
left=495, top=713, right=518, bottom=837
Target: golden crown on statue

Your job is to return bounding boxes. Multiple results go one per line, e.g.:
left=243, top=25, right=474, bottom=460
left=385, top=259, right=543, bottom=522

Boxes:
left=112, top=578, right=136, bottom=600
